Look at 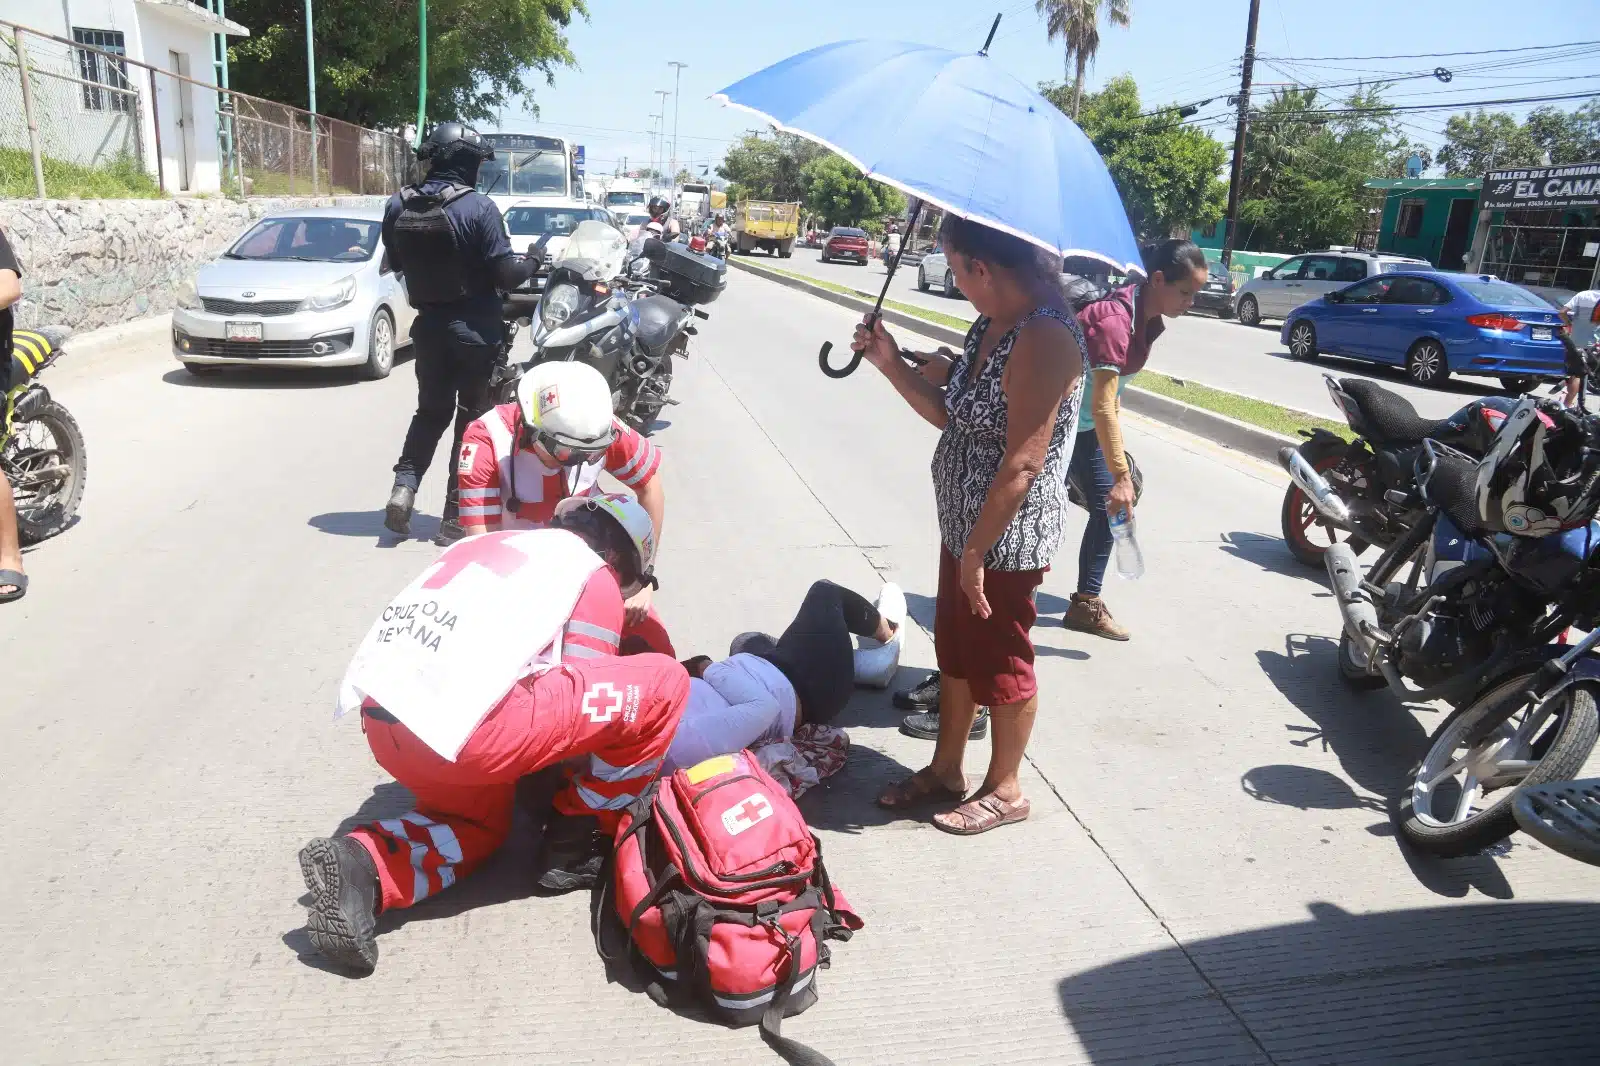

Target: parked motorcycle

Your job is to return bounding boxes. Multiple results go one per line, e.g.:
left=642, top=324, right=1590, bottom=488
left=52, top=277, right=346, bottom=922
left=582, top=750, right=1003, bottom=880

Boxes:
left=497, top=221, right=724, bottom=433
left=1279, top=374, right=1520, bottom=567
left=4, top=326, right=87, bottom=544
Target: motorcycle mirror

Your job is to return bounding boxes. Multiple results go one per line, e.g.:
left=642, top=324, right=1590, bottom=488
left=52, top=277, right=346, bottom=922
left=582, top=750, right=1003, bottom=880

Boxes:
left=642, top=238, right=667, bottom=262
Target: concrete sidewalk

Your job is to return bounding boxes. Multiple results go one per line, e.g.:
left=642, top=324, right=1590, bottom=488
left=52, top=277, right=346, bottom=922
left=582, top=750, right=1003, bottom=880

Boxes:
left=1, top=266, right=1597, bottom=1065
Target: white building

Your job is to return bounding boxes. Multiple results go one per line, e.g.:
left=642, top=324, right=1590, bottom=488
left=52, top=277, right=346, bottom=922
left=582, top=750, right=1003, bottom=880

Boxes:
left=0, top=0, right=248, bottom=193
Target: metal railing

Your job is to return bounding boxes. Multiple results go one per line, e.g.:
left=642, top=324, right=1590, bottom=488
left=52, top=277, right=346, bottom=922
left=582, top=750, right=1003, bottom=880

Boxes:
left=1, top=18, right=415, bottom=199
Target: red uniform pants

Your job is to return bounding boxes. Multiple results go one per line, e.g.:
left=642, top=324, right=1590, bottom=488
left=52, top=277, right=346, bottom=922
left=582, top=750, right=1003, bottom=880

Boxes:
left=348, top=653, right=689, bottom=912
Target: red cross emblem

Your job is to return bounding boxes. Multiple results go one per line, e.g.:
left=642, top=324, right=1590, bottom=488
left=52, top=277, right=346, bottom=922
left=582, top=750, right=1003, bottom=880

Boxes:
left=721, top=792, right=774, bottom=836
left=539, top=385, right=560, bottom=411
left=421, top=530, right=531, bottom=590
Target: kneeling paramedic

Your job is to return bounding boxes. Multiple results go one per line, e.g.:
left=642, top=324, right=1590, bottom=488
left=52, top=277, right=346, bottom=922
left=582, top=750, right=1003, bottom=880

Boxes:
left=298, top=496, right=688, bottom=974
left=456, top=360, right=674, bottom=654
left=381, top=121, right=539, bottom=541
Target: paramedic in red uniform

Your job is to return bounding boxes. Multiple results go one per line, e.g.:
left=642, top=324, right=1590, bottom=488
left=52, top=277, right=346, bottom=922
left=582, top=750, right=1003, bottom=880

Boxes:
left=455, top=359, right=673, bottom=655
left=297, top=495, right=688, bottom=975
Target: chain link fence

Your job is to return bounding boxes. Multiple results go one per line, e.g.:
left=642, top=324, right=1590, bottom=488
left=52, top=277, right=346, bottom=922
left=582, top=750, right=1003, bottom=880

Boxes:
left=0, top=19, right=414, bottom=200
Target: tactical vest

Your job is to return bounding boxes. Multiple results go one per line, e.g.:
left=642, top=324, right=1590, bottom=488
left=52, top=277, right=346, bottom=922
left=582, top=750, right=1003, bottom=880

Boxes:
left=392, top=183, right=477, bottom=304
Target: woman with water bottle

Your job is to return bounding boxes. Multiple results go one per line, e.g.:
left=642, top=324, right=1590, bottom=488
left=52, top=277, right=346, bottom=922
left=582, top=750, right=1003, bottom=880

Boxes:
left=1063, top=238, right=1210, bottom=640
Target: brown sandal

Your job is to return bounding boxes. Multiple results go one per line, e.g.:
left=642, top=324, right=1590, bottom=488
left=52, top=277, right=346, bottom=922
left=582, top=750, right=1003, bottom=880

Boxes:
left=932, top=793, right=1031, bottom=835
left=876, top=767, right=966, bottom=810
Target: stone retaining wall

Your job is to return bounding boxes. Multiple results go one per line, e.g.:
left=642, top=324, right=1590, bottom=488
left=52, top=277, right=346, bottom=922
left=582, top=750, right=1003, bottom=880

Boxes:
left=0, top=196, right=389, bottom=333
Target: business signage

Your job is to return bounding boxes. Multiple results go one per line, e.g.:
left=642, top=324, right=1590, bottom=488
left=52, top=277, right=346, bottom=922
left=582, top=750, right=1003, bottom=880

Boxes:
left=1481, top=162, right=1600, bottom=211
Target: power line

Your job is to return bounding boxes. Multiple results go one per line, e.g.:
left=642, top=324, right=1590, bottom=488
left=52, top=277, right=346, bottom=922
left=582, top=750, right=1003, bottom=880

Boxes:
left=1261, top=89, right=1600, bottom=118
left=1259, top=40, right=1600, bottom=63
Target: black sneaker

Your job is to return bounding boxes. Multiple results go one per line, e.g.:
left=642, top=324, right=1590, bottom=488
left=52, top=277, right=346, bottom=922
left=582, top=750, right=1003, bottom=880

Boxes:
left=900, top=707, right=989, bottom=741
left=383, top=484, right=416, bottom=536
left=535, top=813, right=607, bottom=894
left=299, top=836, right=381, bottom=974
left=893, top=672, right=942, bottom=710
left=433, top=518, right=466, bottom=546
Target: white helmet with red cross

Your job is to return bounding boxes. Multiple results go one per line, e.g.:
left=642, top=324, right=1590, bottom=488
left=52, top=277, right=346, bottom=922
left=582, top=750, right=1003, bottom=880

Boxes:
left=552, top=492, right=657, bottom=594
left=516, top=361, right=615, bottom=464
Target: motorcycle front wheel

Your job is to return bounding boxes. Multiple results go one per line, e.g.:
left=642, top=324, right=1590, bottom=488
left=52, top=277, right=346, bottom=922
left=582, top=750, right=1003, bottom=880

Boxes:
left=1394, top=672, right=1600, bottom=857
left=5, top=398, right=88, bottom=545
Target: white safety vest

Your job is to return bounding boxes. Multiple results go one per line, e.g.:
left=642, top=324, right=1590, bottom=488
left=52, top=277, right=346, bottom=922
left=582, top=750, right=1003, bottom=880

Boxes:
left=480, top=409, right=603, bottom=529
left=336, top=528, right=602, bottom=761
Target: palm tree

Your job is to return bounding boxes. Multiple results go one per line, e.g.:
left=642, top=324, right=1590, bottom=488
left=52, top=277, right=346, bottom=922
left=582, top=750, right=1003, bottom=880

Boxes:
left=1036, top=0, right=1132, bottom=120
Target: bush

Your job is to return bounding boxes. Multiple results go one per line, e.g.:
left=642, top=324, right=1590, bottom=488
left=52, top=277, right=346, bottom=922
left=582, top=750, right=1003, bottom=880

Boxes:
left=0, top=148, right=161, bottom=199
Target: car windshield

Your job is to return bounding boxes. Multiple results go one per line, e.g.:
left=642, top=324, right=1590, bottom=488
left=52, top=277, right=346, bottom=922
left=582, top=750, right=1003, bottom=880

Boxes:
left=606, top=191, right=647, bottom=207
left=505, top=206, right=602, bottom=237
left=228, top=216, right=378, bottom=262
left=477, top=150, right=567, bottom=197
left=1456, top=278, right=1550, bottom=308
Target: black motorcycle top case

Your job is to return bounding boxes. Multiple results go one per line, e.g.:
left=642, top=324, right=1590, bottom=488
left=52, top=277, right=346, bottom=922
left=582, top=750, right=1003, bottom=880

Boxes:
left=658, top=243, right=727, bottom=305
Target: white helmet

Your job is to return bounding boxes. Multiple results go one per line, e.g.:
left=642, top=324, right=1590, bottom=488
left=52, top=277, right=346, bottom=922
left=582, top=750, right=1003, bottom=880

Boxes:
left=552, top=492, right=658, bottom=594
left=515, top=361, right=615, bottom=464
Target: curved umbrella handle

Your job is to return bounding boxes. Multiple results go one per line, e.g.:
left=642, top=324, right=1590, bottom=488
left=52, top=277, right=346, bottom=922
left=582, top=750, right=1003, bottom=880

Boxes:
left=818, top=341, right=863, bottom=379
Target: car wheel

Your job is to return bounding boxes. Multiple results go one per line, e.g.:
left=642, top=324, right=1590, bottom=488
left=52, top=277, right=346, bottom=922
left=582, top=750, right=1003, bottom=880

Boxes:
left=944, top=270, right=961, bottom=299
left=820, top=253, right=830, bottom=264
left=1287, top=320, right=1319, bottom=361
left=917, top=267, right=930, bottom=293
left=1237, top=294, right=1261, bottom=328
left=1406, top=339, right=1450, bottom=388
left=362, top=309, right=395, bottom=381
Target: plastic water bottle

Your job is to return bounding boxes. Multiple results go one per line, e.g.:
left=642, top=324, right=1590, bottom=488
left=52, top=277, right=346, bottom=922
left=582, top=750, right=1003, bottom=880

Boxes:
left=1108, top=511, right=1145, bottom=580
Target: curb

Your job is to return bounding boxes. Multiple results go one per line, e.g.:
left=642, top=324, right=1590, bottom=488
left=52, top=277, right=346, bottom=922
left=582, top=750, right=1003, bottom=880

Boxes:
left=60, top=314, right=173, bottom=378
left=730, top=257, right=1297, bottom=466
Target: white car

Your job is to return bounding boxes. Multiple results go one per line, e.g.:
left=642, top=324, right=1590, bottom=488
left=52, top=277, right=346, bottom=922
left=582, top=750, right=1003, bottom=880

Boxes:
left=916, top=248, right=963, bottom=299
left=503, top=199, right=621, bottom=267
left=1233, top=249, right=1431, bottom=327
left=170, top=206, right=414, bottom=379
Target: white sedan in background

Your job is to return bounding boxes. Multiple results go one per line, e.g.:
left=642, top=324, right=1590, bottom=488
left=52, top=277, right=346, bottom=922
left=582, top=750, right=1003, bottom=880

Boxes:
left=170, top=206, right=414, bottom=380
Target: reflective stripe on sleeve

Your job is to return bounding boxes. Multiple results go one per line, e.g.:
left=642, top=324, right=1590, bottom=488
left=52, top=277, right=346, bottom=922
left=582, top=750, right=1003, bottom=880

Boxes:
left=458, top=488, right=499, bottom=502
left=590, top=754, right=662, bottom=783
left=566, top=619, right=620, bottom=646
left=459, top=505, right=499, bottom=518
left=564, top=644, right=605, bottom=659
left=612, top=440, right=658, bottom=485
left=574, top=782, right=639, bottom=811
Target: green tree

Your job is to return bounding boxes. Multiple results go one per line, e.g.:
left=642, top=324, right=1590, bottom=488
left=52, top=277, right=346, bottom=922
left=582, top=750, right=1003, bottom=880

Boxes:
left=1524, top=101, right=1600, bottom=165
left=801, top=154, right=904, bottom=230
left=715, top=131, right=825, bottom=202
left=1051, top=75, right=1226, bottom=240
left=1035, top=0, right=1131, bottom=120
left=228, top=0, right=586, bottom=129
left=1438, top=109, right=1542, bottom=176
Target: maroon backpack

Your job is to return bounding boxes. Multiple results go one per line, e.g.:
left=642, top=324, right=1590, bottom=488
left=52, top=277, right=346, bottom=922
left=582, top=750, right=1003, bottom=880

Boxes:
left=598, top=750, right=862, bottom=1064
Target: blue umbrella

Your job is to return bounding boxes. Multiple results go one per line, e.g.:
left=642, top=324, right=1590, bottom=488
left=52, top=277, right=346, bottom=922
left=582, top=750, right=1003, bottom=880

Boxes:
left=714, top=19, right=1142, bottom=375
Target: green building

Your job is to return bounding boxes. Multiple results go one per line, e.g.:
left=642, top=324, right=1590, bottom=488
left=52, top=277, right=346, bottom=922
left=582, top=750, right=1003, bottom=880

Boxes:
left=1362, top=177, right=1482, bottom=270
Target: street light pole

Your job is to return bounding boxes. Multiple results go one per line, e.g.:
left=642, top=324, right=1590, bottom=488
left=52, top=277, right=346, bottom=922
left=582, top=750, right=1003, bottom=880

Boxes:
left=648, top=112, right=662, bottom=188
left=305, top=0, right=318, bottom=193
left=652, top=88, right=670, bottom=189
left=415, top=0, right=428, bottom=149
left=667, top=60, right=687, bottom=186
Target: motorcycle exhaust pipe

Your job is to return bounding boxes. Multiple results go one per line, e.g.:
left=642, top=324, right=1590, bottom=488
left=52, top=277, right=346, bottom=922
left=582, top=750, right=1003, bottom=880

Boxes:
left=1325, top=543, right=1379, bottom=661
left=1279, top=446, right=1351, bottom=525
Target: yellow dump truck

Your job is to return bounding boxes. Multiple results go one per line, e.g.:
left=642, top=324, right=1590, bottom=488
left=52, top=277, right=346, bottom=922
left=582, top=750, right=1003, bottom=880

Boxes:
left=733, top=200, right=800, bottom=258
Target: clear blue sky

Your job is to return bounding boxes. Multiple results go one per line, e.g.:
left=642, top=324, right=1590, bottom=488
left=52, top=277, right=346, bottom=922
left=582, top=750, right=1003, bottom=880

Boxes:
left=500, top=0, right=1599, bottom=180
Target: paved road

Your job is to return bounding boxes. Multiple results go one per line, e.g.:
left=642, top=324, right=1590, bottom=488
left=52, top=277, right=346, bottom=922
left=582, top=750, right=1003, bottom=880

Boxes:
left=764, top=247, right=1547, bottom=421
left=4, top=268, right=1600, bottom=1064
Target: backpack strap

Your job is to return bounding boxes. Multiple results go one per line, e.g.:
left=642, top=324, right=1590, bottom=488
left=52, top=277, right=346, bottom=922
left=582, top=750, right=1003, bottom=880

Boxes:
left=757, top=916, right=838, bottom=1066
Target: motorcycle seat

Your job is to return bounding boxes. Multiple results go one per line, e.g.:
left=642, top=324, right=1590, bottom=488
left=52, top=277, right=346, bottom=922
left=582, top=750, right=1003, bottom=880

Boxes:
left=1338, top=378, right=1449, bottom=444
left=632, top=295, right=683, bottom=355
left=9, top=326, right=71, bottom=386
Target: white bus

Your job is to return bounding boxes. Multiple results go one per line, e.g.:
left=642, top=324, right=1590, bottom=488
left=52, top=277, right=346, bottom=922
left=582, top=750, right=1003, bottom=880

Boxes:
left=476, top=133, right=581, bottom=213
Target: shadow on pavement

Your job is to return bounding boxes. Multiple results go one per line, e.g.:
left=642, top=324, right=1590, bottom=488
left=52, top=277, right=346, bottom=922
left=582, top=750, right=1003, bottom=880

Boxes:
left=1219, top=531, right=1335, bottom=587
left=160, top=366, right=370, bottom=390
left=308, top=509, right=438, bottom=545
left=800, top=742, right=916, bottom=835
left=1253, top=633, right=1512, bottom=899
left=1264, top=348, right=1501, bottom=401
left=1055, top=901, right=1600, bottom=1064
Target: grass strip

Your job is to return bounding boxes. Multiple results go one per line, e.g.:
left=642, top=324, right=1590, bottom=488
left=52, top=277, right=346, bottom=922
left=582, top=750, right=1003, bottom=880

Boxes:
left=738, top=257, right=1353, bottom=443
left=0, top=148, right=161, bottom=199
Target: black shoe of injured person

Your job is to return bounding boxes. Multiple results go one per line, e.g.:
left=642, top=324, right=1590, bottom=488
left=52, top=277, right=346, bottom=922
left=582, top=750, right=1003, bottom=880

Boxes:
left=299, top=836, right=381, bottom=974
left=535, top=813, right=608, bottom=893
left=384, top=483, right=416, bottom=535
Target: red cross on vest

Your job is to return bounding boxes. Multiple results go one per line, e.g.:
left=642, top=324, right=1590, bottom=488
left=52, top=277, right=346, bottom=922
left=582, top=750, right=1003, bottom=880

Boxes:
left=422, top=530, right=531, bottom=590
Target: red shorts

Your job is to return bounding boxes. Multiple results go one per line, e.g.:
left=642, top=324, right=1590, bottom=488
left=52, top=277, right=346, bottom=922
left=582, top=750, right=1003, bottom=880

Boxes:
left=933, top=546, right=1043, bottom=707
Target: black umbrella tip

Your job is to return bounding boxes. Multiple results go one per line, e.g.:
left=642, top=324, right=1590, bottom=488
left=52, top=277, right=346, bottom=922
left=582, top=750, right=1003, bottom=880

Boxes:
left=979, top=13, right=1002, bottom=55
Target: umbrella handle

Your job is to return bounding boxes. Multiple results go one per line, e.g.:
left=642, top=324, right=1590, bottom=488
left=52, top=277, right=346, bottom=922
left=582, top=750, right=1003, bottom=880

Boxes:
left=818, top=341, right=863, bottom=379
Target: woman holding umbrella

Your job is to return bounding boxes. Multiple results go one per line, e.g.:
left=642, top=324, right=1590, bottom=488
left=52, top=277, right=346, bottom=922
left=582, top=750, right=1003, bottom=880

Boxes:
left=852, top=215, right=1083, bottom=833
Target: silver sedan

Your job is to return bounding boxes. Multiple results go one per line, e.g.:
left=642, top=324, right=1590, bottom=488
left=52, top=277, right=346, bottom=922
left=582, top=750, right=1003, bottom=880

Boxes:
left=170, top=206, right=415, bottom=379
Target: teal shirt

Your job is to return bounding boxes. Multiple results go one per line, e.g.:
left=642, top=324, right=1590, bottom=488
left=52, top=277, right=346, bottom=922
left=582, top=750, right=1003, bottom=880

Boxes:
left=1078, top=371, right=1132, bottom=432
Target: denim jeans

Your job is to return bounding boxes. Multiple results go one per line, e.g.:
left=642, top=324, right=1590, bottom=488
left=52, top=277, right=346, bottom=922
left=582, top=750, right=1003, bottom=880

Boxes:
left=1066, top=427, right=1114, bottom=597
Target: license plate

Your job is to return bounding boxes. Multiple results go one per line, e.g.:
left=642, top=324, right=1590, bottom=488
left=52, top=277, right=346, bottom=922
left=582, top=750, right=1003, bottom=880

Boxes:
left=1533, top=327, right=1553, bottom=341
left=226, top=321, right=263, bottom=342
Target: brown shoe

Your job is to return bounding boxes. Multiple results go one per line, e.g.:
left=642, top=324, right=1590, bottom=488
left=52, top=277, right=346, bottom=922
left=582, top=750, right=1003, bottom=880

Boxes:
left=1063, top=593, right=1130, bottom=641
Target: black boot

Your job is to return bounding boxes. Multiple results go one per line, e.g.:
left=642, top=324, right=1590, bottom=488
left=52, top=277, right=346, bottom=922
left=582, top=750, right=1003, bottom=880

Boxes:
left=298, top=836, right=381, bottom=974
left=894, top=671, right=941, bottom=710
left=900, top=706, right=989, bottom=741
left=384, top=483, right=416, bottom=535
left=433, top=518, right=466, bottom=546
left=535, top=813, right=608, bottom=894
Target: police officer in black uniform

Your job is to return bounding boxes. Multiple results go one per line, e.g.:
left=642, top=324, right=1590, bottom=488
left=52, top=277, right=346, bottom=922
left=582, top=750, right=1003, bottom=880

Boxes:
left=381, top=121, right=536, bottom=542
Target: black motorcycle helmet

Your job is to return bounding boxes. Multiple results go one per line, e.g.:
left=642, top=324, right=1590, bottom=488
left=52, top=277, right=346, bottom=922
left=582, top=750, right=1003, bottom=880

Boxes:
left=647, top=195, right=671, bottom=220
left=417, top=121, right=494, bottom=183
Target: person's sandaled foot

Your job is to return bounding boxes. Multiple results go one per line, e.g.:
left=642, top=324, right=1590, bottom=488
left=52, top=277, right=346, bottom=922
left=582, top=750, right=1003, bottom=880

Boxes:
left=876, top=767, right=966, bottom=810
left=0, top=569, right=27, bottom=604
left=932, top=791, right=1031, bottom=835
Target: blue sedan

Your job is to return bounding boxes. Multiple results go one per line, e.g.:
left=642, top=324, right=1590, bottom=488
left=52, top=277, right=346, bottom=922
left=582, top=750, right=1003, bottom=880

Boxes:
left=1280, top=271, right=1565, bottom=389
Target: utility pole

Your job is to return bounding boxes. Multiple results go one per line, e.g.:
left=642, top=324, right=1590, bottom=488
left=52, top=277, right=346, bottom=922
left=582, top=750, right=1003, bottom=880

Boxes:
left=668, top=60, right=687, bottom=185
left=305, top=0, right=318, bottom=193
left=648, top=112, right=662, bottom=187
left=415, top=0, right=428, bottom=148
left=652, top=88, right=670, bottom=188
left=1220, top=0, right=1261, bottom=270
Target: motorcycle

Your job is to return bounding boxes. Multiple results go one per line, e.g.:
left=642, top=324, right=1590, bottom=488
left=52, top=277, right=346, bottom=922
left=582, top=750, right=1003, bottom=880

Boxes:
left=706, top=231, right=730, bottom=261
left=4, top=326, right=88, bottom=545
left=1278, top=374, right=1520, bottom=568
left=498, top=220, right=725, bottom=433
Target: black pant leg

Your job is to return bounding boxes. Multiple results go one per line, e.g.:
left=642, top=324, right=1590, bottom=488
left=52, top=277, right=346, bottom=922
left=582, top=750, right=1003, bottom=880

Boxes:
left=441, top=339, right=497, bottom=520
left=392, top=324, right=456, bottom=490
left=765, top=580, right=873, bottom=724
